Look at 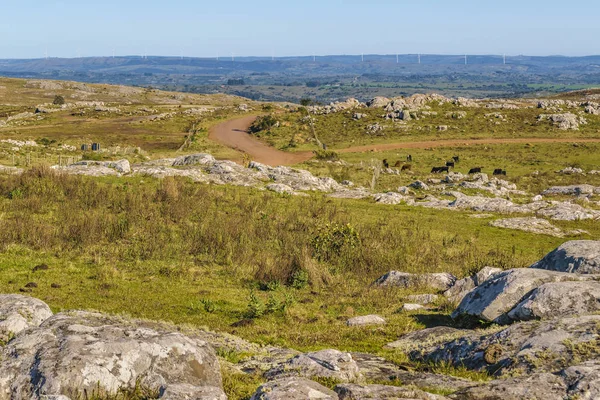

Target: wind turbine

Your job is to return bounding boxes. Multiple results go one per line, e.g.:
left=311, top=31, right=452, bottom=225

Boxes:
left=396, top=54, right=399, bottom=64
left=418, top=53, right=421, bottom=64
left=361, top=53, right=364, bottom=62
left=231, top=52, right=234, bottom=62
left=464, top=54, right=468, bottom=65
left=44, top=47, right=48, bottom=60
left=503, top=54, right=506, bottom=65
left=112, top=48, right=115, bottom=59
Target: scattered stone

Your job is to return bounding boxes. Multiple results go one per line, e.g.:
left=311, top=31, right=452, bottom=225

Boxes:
left=32, top=264, right=49, bottom=272
left=346, top=315, right=386, bottom=327
left=409, top=180, right=429, bottom=191
left=538, top=113, right=586, bottom=130
left=402, top=303, right=425, bottom=311
left=172, top=153, right=216, bottom=166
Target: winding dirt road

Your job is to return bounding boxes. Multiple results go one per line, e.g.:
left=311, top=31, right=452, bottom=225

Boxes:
left=209, top=115, right=600, bottom=165
left=208, top=115, right=312, bottom=166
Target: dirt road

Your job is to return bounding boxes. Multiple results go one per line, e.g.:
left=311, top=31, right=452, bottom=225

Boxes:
left=209, top=115, right=600, bottom=165
left=208, top=115, right=312, bottom=166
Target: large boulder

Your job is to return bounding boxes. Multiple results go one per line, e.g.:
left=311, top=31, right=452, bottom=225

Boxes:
left=508, top=281, right=600, bottom=321
left=335, top=384, right=448, bottom=399
left=250, top=378, right=338, bottom=400
left=452, top=268, right=591, bottom=323
left=561, top=361, right=600, bottom=400
left=530, top=240, right=600, bottom=274
left=0, top=311, right=225, bottom=399
left=0, top=294, right=53, bottom=343
left=375, top=271, right=456, bottom=291
left=265, top=349, right=362, bottom=382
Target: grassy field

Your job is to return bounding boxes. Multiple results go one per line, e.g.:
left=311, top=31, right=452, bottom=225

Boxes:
left=1, top=77, right=599, bottom=398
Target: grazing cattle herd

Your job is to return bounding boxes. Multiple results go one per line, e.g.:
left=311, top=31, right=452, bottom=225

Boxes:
left=381, top=155, right=506, bottom=176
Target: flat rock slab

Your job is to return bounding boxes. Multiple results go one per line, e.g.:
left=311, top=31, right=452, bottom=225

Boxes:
left=0, top=311, right=225, bottom=399
left=0, top=294, right=53, bottom=342
left=265, top=349, right=363, bottom=382
left=346, top=315, right=386, bottom=327
left=444, top=267, right=502, bottom=304
left=490, top=217, right=567, bottom=237
left=530, top=240, right=600, bottom=274
left=250, top=378, right=338, bottom=400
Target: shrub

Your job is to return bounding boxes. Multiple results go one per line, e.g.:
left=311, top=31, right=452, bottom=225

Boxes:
left=248, top=115, right=278, bottom=134
left=53, top=95, right=65, bottom=105
left=311, top=223, right=360, bottom=262
left=313, top=150, right=339, bottom=161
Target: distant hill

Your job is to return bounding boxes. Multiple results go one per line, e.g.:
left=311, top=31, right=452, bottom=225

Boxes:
left=2, top=54, right=600, bottom=103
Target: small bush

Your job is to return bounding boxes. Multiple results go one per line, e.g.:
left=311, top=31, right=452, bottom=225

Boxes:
left=311, top=223, right=360, bottom=262
left=53, top=95, right=65, bottom=105
left=248, top=115, right=278, bottom=134
left=313, top=150, right=339, bottom=161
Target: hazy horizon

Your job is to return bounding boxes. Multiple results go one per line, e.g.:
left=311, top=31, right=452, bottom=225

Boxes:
left=2, top=0, right=600, bottom=59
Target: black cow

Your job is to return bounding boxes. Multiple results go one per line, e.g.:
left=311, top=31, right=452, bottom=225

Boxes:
left=453, top=156, right=460, bottom=162
left=446, top=161, right=455, bottom=168
left=468, top=167, right=482, bottom=174
left=407, top=154, right=413, bottom=162
left=493, top=169, right=507, bottom=176
left=383, top=159, right=389, bottom=168
left=431, top=166, right=449, bottom=173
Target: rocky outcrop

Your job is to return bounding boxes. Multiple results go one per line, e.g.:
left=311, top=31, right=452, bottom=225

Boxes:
left=172, top=153, right=216, bottom=166
left=452, top=373, right=567, bottom=400
left=0, top=309, right=225, bottom=399
left=414, top=315, right=600, bottom=376
left=250, top=378, right=337, bottom=400
left=542, top=184, right=598, bottom=196
left=530, top=240, right=600, bottom=274
left=538, top=113, right=586, bottom=130
left=375, top=271, right=456, bottom=291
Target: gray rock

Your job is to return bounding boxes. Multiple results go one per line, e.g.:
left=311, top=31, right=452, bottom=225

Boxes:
left=250, top=378, right=338, bottom=400
left=402, top=303, right=425, bottom=311
left=375, top=271, right=456, bottom=291
left=0, top=294, right=53, bottom=342
left=561, top=360, right=600, bottom=400
left=444, top=266, right=502, bottom=304
left=346, top=315, right=386, bottom=327
left=374, top=192, right=407, bottom=205
left=265, top=349, right=362, bottom=382
left=107, top=159, right=131, bottom=174
left=508, top=280, right=600, bottom=321
left=452, top=268, right=590, bottom=323
left=385, top=327, right=468, bottom=353
left=452, top=373, right=567, bottom=400
left=0, top=311, right=225, bottom=399
left=172, top=153, right=216, bottom=166
left=530, top=240, right=600, bottom=274
left=536, top=202, right=600, bottom=221
left=367, top=97, right=391, bottom=108
left=335, top=384, right=448, bottom=399
left=409, top=180, right=429, bottom=191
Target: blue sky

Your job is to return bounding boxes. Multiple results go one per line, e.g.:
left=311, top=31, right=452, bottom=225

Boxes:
left=1, top=0, right=598, bottom=59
